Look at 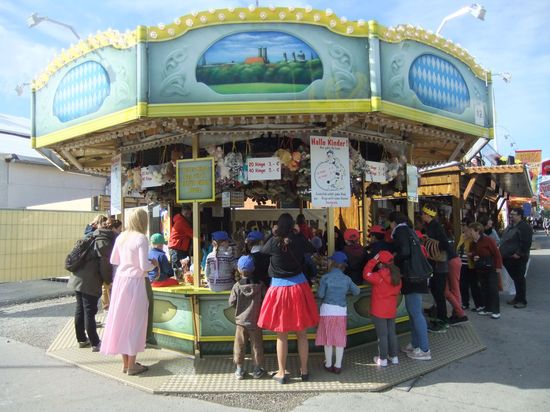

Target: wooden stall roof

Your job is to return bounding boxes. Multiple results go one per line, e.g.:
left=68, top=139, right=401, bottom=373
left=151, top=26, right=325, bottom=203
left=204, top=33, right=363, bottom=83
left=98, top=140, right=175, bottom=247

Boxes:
left=464, top=164, right=533, bottom=198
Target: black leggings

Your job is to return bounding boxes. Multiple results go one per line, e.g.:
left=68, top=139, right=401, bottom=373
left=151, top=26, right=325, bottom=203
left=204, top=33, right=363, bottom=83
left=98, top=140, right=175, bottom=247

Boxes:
left=430, top=272, right=448, bottom=321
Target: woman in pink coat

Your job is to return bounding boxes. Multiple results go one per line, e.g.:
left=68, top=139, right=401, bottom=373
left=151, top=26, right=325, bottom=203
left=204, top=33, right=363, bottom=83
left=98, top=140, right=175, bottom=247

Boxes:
left=100, top=208, right=157, bottom=375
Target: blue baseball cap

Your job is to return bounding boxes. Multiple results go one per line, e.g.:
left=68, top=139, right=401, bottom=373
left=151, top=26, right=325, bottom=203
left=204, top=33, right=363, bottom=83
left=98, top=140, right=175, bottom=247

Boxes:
left=329, top=251, right=348, bottom=264
left=238, top=255, right=255, bottom=272
left=246, top=230, right=264, bottom=242
left=212, top=231, right=230, bottom=241
left=311, top=236, right=323, bottom=250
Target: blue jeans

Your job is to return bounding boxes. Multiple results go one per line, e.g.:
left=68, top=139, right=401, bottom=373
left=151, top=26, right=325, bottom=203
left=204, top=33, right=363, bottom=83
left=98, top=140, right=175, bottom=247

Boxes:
left=404, top=293, right=430, bottom=352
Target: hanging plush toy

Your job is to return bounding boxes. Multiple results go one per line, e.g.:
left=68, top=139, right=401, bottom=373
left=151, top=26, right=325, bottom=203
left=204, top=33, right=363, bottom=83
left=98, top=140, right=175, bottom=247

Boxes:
left=224, top=151, right=243, bottom=181
left=132, top=167, right=142, bottom=191
left=160, top=161, right=175, bottom=183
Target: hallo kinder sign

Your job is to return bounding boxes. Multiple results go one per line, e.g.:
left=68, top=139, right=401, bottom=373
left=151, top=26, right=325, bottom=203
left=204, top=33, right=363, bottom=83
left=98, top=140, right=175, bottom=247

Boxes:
left=310, top=136, right=351, bottom=208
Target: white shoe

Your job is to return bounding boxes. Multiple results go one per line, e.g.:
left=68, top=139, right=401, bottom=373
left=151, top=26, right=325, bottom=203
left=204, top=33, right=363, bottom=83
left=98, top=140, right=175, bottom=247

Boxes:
left=478, top=310, right=492, bottom=316
left=390, top=356, right=399, bottom=365
left=406, top=348, right=432, bottom=361
left=491, top=313, right=501, bottom=319
left=401, top=343, right=415, bottom=354
left=373, top=356, right=388, bottom=367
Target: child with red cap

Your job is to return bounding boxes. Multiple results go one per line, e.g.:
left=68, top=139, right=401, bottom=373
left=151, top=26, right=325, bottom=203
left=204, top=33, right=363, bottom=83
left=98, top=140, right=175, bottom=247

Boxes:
left=363, top=250, right=402, bottom=367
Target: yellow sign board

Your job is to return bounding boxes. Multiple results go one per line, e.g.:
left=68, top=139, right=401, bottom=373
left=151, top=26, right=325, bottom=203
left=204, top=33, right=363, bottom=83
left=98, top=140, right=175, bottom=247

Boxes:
left=175, top=158, right=215, bottom=203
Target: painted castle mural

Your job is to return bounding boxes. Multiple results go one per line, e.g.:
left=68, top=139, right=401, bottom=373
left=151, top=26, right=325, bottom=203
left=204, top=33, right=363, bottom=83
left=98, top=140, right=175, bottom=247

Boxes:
left=196, top=31, right=323, bottom=94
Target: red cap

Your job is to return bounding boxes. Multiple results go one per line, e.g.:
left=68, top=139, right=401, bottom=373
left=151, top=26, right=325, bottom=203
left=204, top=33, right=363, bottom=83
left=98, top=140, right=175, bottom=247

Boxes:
left=344, top=229, right=360, bottom=241
left=369, top=225, right=386, bottom=235
left=376, top=250, right=394, bottom=264
left=415, top=230, right=425, bottom=239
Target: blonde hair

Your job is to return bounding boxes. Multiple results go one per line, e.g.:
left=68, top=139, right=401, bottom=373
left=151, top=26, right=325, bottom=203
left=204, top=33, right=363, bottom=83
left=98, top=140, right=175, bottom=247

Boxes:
left=125, top=208, right=149, bottom=234
left=92, top=214, right=108, bottom=227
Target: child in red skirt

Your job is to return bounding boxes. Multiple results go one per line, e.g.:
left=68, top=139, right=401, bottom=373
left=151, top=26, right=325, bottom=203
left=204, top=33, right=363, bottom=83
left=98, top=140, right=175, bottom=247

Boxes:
left=258, top=213, right=319, bottom=384
left=315, top=251, right=360, bottom=374
left=363, top=251, right=402, bottom=367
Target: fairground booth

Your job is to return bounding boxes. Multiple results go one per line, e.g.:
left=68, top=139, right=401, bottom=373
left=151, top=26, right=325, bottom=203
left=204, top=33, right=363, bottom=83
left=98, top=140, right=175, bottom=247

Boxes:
left=32, top=6, right=494, bottom=356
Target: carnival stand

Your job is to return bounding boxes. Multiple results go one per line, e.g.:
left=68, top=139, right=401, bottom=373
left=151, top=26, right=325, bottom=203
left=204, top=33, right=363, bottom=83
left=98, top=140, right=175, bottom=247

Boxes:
left=32, top=6, right=494, bottom=356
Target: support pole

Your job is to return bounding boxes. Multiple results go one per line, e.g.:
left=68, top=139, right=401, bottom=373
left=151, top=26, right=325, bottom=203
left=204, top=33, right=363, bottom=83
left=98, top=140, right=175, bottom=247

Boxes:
left=191, top=133, right=201, bottom=288
left=406, top=144, right=415, bottom=223
left=327, top=207, right=335, bottom=255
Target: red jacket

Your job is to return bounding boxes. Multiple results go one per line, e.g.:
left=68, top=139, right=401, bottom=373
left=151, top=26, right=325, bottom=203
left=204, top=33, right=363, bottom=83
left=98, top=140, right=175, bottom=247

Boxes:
left=362, top=258, right=402, bottom=319
left=168, top=214, right=193, bottom=251
left=298, top=223, right=314, bottom=240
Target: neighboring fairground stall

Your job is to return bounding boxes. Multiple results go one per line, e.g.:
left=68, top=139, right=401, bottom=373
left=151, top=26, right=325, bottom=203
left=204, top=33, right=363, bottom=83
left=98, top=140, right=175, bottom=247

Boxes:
left=31, top=7, right=494, bottom=355
left=419, top=163, right=533, bottom=239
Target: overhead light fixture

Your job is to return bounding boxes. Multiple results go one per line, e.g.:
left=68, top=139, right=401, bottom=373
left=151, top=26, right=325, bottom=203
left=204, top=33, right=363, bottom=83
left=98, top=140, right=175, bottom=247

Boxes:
left=436, top=4, right=486, bottom=35
left=27, top=12, right=80, bottom=39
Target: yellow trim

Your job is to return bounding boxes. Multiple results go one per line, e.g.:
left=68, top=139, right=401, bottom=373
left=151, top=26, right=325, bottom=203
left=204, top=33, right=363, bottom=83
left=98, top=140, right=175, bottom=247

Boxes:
left=148, top=99, right=372, bottom=117
left=370, top=96, right=382, bottom=111
left=33, top=105, right=140, bottom=148
left=380, top=100, right=491, bottom=137
left=153, top=328, right=195, bottom=341
left=33, top=7, right=488, bottom=91
left=31, top=137, right=37, bottom=149
left=137, top=101, right=148, bottom=118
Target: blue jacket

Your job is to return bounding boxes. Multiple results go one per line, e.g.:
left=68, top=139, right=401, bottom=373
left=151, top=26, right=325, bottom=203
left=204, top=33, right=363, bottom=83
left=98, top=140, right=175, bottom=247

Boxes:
left=317, top=268, right=360, bottom=308
left=148, top=248, right=174, bottom=282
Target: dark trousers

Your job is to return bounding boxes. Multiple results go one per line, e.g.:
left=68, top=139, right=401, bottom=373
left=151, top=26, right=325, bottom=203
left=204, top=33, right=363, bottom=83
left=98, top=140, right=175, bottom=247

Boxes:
left=503, top=258, right=528, bottom=304
left=372, top=316, right=398, bottom=360
left=478, top=270, right=500, bottom=314
left=430, top=272, right=448, bottom=321
left=74, top=291, right=100, bottom=346
left=460, top=265, right=482, bottom=308
left=145, top=278, right=154, bottom=341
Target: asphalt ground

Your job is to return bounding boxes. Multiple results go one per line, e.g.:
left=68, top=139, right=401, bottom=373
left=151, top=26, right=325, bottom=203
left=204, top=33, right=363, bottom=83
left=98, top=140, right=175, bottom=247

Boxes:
left=1, top=233, right=549, bottom=411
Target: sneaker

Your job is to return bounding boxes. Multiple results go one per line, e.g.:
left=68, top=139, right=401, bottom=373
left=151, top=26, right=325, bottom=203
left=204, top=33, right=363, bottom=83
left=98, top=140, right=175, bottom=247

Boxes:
left=252, top=367, right=266, bottom=379
left=506, top=299, right=517, bottom=305
left=78, top=340, right=90, bottom=348
left=461, top=304, right=469, bottom=310
left=478, top=310, right=492, bottom=316
left=406, top=348, right=432, bottom=361
left=373, top=356, right=388, bottom=367
left=91, top=342, right=101, bottom=352
left=449, top=315, right=469, bottom=326
left=235, top=367, right=245, bottom=380
left=513, top=303, right=527, bottom=309
left=491, top=313, right=501, bottom=319
left=401, top=343, right=415, bottom=354
left=472, top=306, right=485, bottom=312
left=390, top=356, right=399, bottom=365
left=428, top=321, right=447, bottom=333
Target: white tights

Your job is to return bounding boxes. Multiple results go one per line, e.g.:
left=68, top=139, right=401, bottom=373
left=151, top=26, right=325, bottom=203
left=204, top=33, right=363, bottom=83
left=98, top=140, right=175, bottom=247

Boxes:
left=324, top=345, right=345, bottom=368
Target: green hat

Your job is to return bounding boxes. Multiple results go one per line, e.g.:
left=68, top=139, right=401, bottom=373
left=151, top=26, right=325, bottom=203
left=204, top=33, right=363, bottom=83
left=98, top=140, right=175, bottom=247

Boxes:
left=150, top=233, right=166, bottom=245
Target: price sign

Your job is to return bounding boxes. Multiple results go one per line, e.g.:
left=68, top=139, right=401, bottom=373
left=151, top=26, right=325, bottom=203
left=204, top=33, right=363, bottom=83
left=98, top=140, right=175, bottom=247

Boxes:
left=247, top=157, right=281, bottom=181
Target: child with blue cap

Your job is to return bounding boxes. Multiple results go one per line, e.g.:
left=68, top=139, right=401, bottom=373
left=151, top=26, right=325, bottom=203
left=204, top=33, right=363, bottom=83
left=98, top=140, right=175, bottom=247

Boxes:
left=315, top=251, right=360, bottom=374
left=205, top=231, right=237, bottom=292
left=229, top=254, right=266, bottom=380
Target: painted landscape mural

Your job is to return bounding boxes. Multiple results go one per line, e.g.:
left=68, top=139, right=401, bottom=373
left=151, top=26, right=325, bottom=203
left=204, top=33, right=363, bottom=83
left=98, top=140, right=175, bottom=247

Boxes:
left=196, top=31, right=323, bottom=94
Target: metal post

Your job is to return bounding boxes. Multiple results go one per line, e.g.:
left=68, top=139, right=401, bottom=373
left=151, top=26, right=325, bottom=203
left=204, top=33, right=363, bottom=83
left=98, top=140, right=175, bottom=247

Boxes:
left=192, top=133, right=201, bottom=288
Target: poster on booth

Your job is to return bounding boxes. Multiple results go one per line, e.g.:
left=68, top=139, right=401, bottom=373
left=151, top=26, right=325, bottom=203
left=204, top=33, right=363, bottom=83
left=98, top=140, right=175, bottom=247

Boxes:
left=110, top=154, right=122, bottom=215
left=406, top=164, right=419, bottom=202
left=365, top=161, right=388, bottom=183
left=539, top=175, right=550, bottom=209
left=176, top=158, right=215, bottom=203
left=247, top=157, right=281, bottom=181
left=310, top=136, right=350, bottom=208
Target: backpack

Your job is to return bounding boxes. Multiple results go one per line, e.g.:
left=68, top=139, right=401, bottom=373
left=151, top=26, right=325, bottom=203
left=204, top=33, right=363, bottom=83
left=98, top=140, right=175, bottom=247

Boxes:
left=402, top=229, right=433, bottom=282
left=65, top=235, right=96, bottom=272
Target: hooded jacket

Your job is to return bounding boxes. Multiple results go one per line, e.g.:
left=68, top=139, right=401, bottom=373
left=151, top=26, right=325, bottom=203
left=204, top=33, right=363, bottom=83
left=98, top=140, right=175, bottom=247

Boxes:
left=68, top=229, right=115, bottom=297
left=228, top=278, right=266, bottom=329
left=363, top=258, right=402, bottom=318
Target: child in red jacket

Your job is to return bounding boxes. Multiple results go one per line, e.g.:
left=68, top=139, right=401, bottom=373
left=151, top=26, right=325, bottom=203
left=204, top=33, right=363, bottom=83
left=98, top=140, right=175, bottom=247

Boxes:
left=363, top=250, right=402, bottom=367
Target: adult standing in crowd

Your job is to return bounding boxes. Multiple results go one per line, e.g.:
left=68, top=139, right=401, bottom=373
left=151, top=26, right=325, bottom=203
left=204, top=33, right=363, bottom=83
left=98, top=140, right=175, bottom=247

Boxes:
left=101, top=208, right=156, bottom=375
left=468, top=222, right=503, bottom=319
left=168, top=205, right=193, bottom=271
left=499, top=207, right=533, bottom=308
left=478, top=215, right=500, bottom=246
left=84, top=214, right=107, bottom=236
left=296, top=213, right=314, bottom=240
left=457, top=218, right=483, bottom=311
left=68, top=217, right=115, bottom=351
left=421, top=204, right=451, bottom=332
left=389, top=211, right=432, bottom=361
left=342, top=228, right=367, bottom=285
left=258, top=213, right=319, bottom=384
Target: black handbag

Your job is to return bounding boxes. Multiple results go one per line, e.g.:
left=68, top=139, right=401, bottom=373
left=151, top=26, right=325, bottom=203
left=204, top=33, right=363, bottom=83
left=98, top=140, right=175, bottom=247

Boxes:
left=474, top=255, right=494, bottom=271
left=402, top=229, right=433, bottom=282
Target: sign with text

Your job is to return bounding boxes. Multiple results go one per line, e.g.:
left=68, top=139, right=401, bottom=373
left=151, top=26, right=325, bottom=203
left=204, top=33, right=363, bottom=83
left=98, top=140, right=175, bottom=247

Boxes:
left=176, top=158, right=215, bottom=203
left=310, top=136, right=350, bottom=208
left=365, top=161, right=388, bottom=183
left=110, top=154, right=122, bottom=215
left=140, top=165, right=164, bottom=188
left=247, top=157, right=281, bottom=181
left=406, top=164, right=419, bottom=202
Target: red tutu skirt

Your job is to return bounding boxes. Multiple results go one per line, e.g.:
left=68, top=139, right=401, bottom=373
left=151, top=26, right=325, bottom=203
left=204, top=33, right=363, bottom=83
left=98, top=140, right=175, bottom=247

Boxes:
left=315, top=316, right=347, bottom=347
left=258, top=280, right=319, bottom=332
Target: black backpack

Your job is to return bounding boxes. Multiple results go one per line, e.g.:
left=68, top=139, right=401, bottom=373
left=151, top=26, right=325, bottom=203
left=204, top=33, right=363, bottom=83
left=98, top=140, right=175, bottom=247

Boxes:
left=402, top=229, right=433, bottom=282
left=65, top=235, right=96, bottom=272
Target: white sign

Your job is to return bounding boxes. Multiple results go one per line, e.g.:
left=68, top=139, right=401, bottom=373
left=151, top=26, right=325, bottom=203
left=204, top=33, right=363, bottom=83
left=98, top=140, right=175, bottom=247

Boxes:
left=141, top=165, right=164, bottom=188
left=247, top=157, right=281, bottom=181
left=310, top=136, right=351, bottom=208
left=365, top=161, right=388, bottom=183
left=110, top=154, right=122, bottom=215
left=406, top=164, right=419, bottom=202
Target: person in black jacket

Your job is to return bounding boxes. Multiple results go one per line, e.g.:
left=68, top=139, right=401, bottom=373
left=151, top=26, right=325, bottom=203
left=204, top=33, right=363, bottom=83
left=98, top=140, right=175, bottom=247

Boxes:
left=499, top=207, right=533, bottom=308
left=388, top=211, right=432, bottom=361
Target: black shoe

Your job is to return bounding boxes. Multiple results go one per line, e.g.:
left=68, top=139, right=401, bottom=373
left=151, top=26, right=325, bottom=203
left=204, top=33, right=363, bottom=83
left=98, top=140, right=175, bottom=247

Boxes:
left=300, top=373, right=309, bottom=382
left=428, top=321, right=447, bottom=334
left=272, top=374, right=287, bottom=384
left=449, top=315, right=469, bottom=326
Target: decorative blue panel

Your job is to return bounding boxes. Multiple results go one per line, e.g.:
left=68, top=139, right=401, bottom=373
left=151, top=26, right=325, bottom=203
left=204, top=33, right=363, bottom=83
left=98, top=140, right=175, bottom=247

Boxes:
left=53, top=61, right=110, bottom=122
left=408, top=54, right=470, bottom=114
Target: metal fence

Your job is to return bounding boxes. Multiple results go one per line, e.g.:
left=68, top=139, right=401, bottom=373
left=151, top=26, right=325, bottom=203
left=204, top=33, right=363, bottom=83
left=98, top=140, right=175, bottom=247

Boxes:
left=0, top=209, right=97, bottom=282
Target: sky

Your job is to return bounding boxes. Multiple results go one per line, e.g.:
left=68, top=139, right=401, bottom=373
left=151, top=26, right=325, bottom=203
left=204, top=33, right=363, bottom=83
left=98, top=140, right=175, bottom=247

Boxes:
left=0, top=0, right=548, bottom=160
